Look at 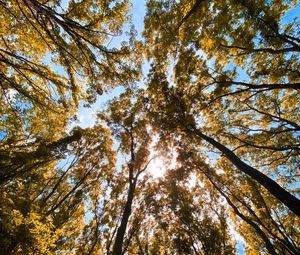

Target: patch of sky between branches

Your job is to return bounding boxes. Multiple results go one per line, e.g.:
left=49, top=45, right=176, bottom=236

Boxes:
left=55, top=0, right=149, bottom=130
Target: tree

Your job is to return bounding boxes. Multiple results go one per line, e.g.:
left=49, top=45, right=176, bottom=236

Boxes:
left=1, top=0, right=300, bottom=254
left=143, top=167, right=236, bottom=254
left=0, top=1, right=144, bottom=253
left=0, top=0, right=141, bottom=184
left=98, top=90, right=152, bottom=255
left=0, top=123, right=115, bottom=254
left=143, top=0, right=300, bottom=216
left=1, top=0, right=139, bottom=107
left=177, top=144, right=300, bottom=255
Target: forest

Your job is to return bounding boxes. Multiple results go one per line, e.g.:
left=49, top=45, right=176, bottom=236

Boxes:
left=0, top=0, right=299, bottom=254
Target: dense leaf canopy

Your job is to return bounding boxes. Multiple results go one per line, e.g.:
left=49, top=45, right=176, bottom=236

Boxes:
left=0, top=0, right=299, bottom=254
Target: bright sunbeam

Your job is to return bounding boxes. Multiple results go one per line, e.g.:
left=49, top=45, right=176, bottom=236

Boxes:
left=147, top=157, right=166, bottom=178
left=147, top=138, right=178, bottom=178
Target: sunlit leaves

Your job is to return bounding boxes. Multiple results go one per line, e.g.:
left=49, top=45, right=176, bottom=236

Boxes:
left=144, top=0, right=300, bottom=253
left=1, top=0, right=300, bottom=254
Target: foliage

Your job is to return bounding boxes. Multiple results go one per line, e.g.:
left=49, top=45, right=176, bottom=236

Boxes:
left=1, top=0, right=300, bottom=254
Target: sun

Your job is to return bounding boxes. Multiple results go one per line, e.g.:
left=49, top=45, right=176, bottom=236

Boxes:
left=147, top=157, right=166, bottom=178
left=147, top=139, right=178, bottom=178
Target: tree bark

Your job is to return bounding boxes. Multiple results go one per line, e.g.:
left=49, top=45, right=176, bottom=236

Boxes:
left=112, top=180, right=136, bottom=255
left=189, top=128, right=300, bottom=217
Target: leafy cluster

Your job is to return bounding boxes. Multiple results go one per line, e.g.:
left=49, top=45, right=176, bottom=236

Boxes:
left=0, top=0, right=299, bottom=254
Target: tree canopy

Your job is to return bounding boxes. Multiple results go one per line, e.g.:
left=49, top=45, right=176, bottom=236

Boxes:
left=0, top=0, right=299, bottom=254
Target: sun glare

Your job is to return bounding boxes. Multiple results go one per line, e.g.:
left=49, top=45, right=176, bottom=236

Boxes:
left=147, top=157, right=166, bottom=178
left=147, top=139, right=178, bottom=178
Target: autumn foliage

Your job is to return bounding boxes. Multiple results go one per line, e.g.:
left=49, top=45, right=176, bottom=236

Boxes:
left=0, top=0, right=299, bottom=254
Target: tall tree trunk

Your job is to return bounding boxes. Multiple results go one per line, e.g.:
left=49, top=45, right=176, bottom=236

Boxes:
left=189, top=128, right=300, bottom=217
left=112, top=180, right=136, bottom=255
